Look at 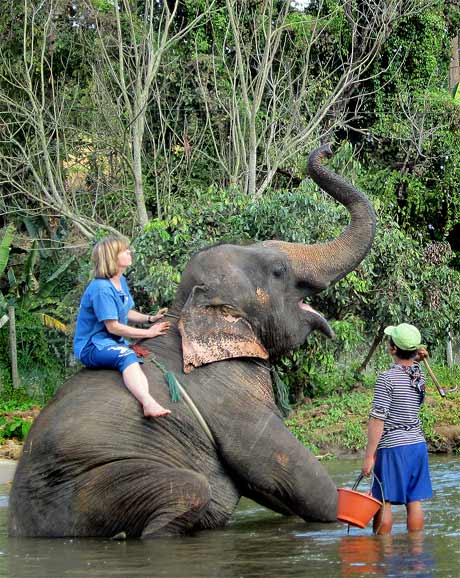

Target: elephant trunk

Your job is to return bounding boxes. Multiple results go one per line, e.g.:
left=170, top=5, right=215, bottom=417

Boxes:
left=262, top=144, right=376, bottom=290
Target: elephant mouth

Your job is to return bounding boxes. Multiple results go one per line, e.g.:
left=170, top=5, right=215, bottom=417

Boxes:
left=299, top=301, right=335, bottom=338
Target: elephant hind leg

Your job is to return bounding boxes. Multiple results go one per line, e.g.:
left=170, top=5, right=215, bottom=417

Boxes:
left=141, top=468, right=211, bottom=538
left=75, top=460, right=211, bottom=538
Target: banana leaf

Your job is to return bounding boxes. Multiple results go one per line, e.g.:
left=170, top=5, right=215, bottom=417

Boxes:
left=38, top=255, right=76, bottom=299
left=0, top=224, right=15, bottom=279
left=22, top=240, right=39, bottom=292
left=19, top=254, right=76, bottom=310
left=0, top=282, right=6, bottom=315
left=41, top=314, right=68, bottom=334
left=7, top=268, right=16, bottom=288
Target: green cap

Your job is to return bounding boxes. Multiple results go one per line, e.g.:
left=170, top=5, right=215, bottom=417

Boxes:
left=384, top=323, right=422, bottom=351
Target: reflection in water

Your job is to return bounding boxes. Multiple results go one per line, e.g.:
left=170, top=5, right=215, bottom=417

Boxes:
left=339, top=534, right=382, bottom=576
left=338, top=533, right=435, bottom=577
left=1, top=456, right=459, bottom=578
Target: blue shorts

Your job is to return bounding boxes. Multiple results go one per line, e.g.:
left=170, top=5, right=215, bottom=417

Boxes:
left=372, top=442, right=433, bottom=505
left=80, top=342, right=141, bottom=373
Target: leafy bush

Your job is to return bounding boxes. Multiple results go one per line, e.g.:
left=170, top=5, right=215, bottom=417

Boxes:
left=0, top=307, right=70, bottom=401
left=316, top=212, right=460, bottom=373
left=130, top=183, right=346, bottom=308
left=0, top=415, right=32, bottom=441
left=276, top=316, right=366, bottom=401
left=0, top=399, right=38, bottom=442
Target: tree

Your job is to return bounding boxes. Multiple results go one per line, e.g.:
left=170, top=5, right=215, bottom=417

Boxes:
left=191, top=0, right=433, bottom=196
left=319, top=216, right=460, bottom=371
left=345, top=2, right=460, bottom=248
left=87, top=0, right=215, bottom=225
left=0, top=0, right=122, bottom=237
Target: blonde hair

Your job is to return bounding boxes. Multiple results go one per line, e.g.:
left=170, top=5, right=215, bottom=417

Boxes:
left=91, top=236, right=130, bottom=279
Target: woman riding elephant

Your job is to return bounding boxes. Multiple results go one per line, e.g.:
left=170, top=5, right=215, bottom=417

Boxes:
left=73, top=236, right=171, bottom=418
left=9, top=144, right=376, bottom=538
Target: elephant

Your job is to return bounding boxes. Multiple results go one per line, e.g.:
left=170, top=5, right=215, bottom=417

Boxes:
left=9, top=144, right=376, bottom=538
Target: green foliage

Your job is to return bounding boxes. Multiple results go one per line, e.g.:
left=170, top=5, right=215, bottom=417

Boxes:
left=316, top=211, right=460, bottom=370
left=0, top=0, right=459, bottom=415
left=0, top=227, right=77, bottom=397
left=276, top=316, right=366, bottom=400
left=0, top=308, right=58, bottom=370
left=350, top=3, right=460, bottom=246
left=130, top=183, right=342, bottom=307
left=0, top=224, right=14, bottom=280
left=0, top=415, right=32, bottom=442
left=286, top=390, right=370, bottom=453
left=0, top=396, right=38, bottom=442
left=362, top=89, right=460, bottom=239
left=91, top=0, right=114, bottom=12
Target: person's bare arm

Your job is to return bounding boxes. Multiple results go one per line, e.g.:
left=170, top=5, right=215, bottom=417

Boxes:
left=362, top=417, right=384, bottom=476
left=104, top=319, right=170, bottom=340
left=127, top=308, right=168, bottom=324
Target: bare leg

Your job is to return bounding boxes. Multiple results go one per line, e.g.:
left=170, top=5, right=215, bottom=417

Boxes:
left=406, top=500, right=424, bottom=532
left=373, top=501, right=392, bottom=535
left=122, top=363, right=171, bottom=417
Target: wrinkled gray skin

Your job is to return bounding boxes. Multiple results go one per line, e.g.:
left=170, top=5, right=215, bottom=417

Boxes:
left=9, top=145, right=376, bottom=538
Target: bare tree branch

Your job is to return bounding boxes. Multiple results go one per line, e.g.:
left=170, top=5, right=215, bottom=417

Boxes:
left=193, top=0, right=436, bottom=197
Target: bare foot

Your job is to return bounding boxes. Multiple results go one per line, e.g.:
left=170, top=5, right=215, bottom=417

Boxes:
left=143, top=401, right=171, bottom=418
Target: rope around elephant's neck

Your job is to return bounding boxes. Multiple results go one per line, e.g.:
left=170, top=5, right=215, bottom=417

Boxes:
left=164, top=312, right=180, bottom=319
left=251, top=360, right=291, bottom=417
left=149, top=355, right=217, bottom=449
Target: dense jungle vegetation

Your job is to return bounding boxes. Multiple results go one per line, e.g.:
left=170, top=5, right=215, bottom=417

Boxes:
left=1, top=0, right=460, bottom=451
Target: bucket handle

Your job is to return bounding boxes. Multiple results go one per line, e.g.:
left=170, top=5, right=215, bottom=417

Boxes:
left=352, top=472, right=383, bottom=498
left=346, top=472, right=385, bottom=534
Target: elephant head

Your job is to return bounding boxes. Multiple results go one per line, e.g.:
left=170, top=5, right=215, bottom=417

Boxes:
left=176, top=144, right=376, bottom=373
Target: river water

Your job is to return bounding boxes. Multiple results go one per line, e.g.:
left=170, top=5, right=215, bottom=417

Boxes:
left=1, top=456, right=459, bottom=578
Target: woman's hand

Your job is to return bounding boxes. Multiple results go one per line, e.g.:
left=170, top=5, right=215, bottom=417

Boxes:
left=145, top=320, right=170, bottom=338
left=415, top=347, right=429, bottom=362
left=362, top=454, right=375, bottom=477
left=148, top=308, right=168, bottom=323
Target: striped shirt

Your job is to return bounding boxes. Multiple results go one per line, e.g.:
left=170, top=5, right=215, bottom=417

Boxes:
left=369, top=362, right=426, bottom=449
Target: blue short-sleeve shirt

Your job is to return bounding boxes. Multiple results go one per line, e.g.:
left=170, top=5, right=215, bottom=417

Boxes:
left=73, top=276, right=135, bottom=359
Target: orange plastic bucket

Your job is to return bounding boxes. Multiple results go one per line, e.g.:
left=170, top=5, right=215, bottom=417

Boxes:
left=337, top=487, right=382, bottom=528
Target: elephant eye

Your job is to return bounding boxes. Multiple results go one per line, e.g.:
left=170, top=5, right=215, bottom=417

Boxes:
left=272, top=263, right=286, bottom=278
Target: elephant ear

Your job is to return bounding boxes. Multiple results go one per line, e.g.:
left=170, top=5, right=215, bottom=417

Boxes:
left=178, top=286, right=269, bottom=374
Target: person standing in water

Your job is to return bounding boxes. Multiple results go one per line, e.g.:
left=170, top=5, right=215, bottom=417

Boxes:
left=74, top=236, right=171, bottom=417
left=362, top=323, right=433, bottom=534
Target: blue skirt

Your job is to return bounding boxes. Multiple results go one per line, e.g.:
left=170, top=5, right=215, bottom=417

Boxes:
left=372, top=442, right=433, bottom=505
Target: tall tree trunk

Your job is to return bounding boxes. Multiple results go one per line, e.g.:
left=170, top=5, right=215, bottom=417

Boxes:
left=450, top=34, right=459, bottom=93
left=247, top=121, right=257, bottom=196
left=359, top=324, right=385, bottom=373
left=9, top=306, right=20, bottom=388
left=447, top=335, right=454, bottom=368
left=132, top=120, right=149, bottom=227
